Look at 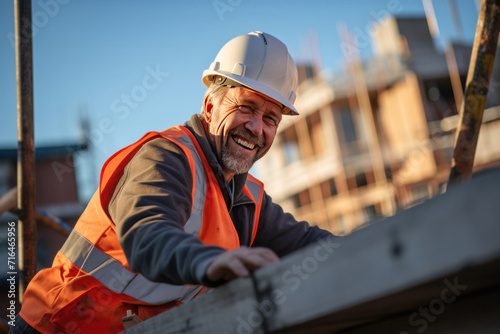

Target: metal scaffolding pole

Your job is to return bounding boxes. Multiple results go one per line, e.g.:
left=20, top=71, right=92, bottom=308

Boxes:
left=15, top=0, right=37, bottom=299
left=448, top=0, right=500, bottom=186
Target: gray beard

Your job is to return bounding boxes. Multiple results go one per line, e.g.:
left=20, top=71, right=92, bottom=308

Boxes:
left=220, top=139, right=259, bottom=175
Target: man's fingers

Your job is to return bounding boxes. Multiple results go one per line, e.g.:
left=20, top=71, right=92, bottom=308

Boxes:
left=236, top=248, right=279, bottom=269
left=251, top=247, right=280, bottom=263
left=226, top=255, right=250, bottom=277
left=206, top=251, right=250, bottom=282
left=206, top=247, right=279, bottom=283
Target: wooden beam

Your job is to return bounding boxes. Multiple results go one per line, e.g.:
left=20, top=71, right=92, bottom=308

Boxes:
left=123, top=168, right=500, bottom=334
left=15, top=0, right=36, bottom=298
left=448, top=0, right=500, bottom=185
left=0, top=188, right=72, bottom=237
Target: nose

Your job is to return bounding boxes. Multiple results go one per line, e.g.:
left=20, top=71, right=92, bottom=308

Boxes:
left=245, top=114, right=263, bottom=137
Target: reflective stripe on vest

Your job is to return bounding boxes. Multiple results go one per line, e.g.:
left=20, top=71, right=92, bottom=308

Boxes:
left=18, top=126, right=267, bottom=334
left=59, top=129, right=264, bottom=305
left=245, top=177, right=263, bottom=205
left=176, top=134, right=207, bottom=236
left=59, top=133, right=207, bottom=305
left=60, top=230, right=203, bottom=304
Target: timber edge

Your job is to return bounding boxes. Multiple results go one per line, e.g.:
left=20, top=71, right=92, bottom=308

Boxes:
left=123, top=168, right=500, bottom=334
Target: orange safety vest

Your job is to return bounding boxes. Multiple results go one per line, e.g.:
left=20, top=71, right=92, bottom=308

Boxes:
left=19, top=126, right=264, bottom=334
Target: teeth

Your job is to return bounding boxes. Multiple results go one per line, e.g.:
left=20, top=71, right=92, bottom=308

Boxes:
left=235, top=137, right=255, bottom=149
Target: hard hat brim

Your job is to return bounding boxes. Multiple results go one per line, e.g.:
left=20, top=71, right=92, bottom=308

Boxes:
left=202, top=71, right=299, bottom=116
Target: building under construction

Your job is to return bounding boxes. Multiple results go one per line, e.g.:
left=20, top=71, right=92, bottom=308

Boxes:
left=2, top=0, right=500, bottom=333
left=123, top=7, right=500, bottom=333
left=255, top=15, right=500, bottom=235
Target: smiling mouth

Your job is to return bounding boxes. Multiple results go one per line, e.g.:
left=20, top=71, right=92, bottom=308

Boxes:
left=232, top=135, right=257, bottom=150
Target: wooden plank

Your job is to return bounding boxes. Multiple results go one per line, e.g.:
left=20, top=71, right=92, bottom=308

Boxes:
left=272, top=257, right=500, bottom=333
left=337, top=287, right=500, bottom=334
left=123, top=168, right=500, bottom=334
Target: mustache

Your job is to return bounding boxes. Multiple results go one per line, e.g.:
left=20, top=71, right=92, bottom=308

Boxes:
left=229, top=128, right=265, bottom=148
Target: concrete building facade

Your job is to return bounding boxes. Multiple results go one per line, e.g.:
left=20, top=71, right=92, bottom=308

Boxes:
left=255, top=16, right=500, bottom=235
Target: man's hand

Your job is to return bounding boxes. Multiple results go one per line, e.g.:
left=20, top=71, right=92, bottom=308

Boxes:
left=206, top=247, right=279, bottom=282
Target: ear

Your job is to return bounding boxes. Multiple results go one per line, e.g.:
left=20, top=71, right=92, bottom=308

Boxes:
left=203, top=95, right=213, bottom=123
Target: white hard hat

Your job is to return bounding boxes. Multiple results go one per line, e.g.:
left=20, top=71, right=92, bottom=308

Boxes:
left=202, top=31, right=299, bottom=115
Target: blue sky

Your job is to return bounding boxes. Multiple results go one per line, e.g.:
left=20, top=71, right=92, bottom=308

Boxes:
left=0, top=0, right=479, bottom=199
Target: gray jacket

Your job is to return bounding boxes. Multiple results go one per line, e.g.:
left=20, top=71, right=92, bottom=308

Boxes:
left=108, top=114, right=333, bottom=287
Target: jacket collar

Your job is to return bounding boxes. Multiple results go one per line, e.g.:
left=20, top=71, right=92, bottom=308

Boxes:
left=183, top=114, right=250, bottom=206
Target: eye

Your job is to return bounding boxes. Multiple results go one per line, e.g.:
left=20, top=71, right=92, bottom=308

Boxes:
left=264, top=115, right=278, bottom=126
left=237, top=105, right=252, bottom=113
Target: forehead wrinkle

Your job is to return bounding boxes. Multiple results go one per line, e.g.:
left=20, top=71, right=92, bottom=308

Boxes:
left=223, top=87, right=282, bottom=122
left=235, top=87, right=281, bottom=108
left=239, top=96, right=281, bottom=118
left=220, top=93, right=239, bottom=107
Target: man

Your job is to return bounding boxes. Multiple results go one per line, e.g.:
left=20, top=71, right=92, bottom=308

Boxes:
left=13, top=31, right=333, bottom=333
